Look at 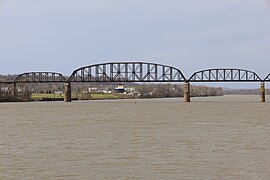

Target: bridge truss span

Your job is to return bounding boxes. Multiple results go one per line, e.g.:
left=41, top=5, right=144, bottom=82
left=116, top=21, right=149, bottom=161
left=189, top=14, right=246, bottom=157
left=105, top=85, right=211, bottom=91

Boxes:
left=14, top=72, right=67, bottom=83
left=189, top=68, right=261, bottom=82
left=68, top=62, right=186, bottom=82
left=264, top=73, right=270, bottom=81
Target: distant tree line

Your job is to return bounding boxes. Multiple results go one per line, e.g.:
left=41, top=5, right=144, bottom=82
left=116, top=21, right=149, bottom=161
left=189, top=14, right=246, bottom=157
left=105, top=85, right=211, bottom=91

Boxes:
left=224, top=89, right=270, bottom=95
left=0, top=74, right=17, bottom=82
left=136, top=84, right=224, bottom=98
left=0, top=84, right=31, bottom=102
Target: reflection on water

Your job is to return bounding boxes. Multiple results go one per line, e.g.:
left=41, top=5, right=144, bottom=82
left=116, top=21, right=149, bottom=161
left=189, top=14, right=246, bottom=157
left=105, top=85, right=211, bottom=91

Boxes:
left=1, top=95, right=270, bottom=179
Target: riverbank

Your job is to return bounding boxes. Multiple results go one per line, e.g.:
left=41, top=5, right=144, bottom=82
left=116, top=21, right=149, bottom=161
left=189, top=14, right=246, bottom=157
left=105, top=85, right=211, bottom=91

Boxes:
left=0, top=93, right=227, bottom=102
left=31, top=93, right=225, bottom=102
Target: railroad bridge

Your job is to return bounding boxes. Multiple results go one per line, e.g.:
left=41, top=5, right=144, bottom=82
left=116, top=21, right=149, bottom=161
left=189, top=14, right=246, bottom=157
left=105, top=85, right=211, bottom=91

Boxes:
left=1, top=62, right=269, bottom=102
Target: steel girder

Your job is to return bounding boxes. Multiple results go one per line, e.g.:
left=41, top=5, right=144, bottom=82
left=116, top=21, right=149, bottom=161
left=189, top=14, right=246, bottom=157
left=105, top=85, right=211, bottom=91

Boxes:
left=189, top=69, right=261, bottom=82
left=14, top=72, right=66, bottom=83
left=68, top=62, right=187, bottom=83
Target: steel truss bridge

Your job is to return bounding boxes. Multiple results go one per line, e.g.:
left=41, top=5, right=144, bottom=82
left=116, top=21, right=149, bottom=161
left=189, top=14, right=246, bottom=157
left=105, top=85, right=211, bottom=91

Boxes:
left=189, top=69, right=261, bottom=82
left=68, top=62, right=186, bottom=82
left=1, top=62, right=269, bottom=102
left=15, top=72, right=67, bottom=83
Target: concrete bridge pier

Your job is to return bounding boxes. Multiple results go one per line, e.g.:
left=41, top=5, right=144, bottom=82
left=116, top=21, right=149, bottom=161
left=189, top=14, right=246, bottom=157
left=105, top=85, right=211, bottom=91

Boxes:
left=260, top=81, right=265, bottom=102
left=184, top=82, right=191, bottom=102
left=13, top=83, right=17, bottom=97
left=64, top=82, right=72, bottom=102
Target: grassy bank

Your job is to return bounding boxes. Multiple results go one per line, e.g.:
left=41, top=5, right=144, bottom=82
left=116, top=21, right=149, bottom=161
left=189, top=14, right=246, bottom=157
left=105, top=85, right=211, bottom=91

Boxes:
left=31, top=93, right=121, bottom=101
left=88, top=93, right=119, bottom=100
left=31, top=93, right=64, bottom=101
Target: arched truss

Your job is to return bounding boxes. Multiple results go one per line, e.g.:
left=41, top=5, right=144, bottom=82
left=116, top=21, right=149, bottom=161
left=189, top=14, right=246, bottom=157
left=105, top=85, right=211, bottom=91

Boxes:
left=189, top=69, right=261, bottom=82
left=14, top=72, right=66, bottom=83
left=264, top=73, right=270, bottom=81
left=68, top=62, right=186, bottom=82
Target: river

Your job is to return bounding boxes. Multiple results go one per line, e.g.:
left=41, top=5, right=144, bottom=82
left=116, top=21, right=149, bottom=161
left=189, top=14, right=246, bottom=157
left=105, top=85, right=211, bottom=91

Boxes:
left=1, top=95, right=270, bottom=179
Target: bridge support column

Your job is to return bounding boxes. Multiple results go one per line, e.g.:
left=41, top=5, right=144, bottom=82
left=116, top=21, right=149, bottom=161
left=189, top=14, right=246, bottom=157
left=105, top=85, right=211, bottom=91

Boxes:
left=64, top=82, right=72, bottom=102
left=260, top=81, right=265, bottom=103
left=184, top=82, right=191, bottom=102
left=13, top=83, right=17, bottom=97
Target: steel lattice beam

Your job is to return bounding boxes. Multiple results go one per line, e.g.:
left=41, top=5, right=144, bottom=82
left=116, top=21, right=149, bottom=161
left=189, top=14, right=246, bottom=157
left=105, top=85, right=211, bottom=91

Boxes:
left=68, top=62, right=187, bottom=82
left=264, top=73, right=270, bottom=81
left=189, top=69, right=261, bottom=82
left=14, top=72, right=66, bottom=83
left=1, top=64, right=268, bottom=84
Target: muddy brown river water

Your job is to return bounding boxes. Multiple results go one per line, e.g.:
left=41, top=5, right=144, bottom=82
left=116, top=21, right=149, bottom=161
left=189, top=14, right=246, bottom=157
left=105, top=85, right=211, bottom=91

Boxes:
left=1, top=95, right=270, bottom=179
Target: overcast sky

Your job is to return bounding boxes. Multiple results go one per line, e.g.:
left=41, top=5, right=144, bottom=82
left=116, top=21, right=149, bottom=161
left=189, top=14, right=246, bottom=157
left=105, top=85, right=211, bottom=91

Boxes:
left=0, top=0, right=270, bottom=87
